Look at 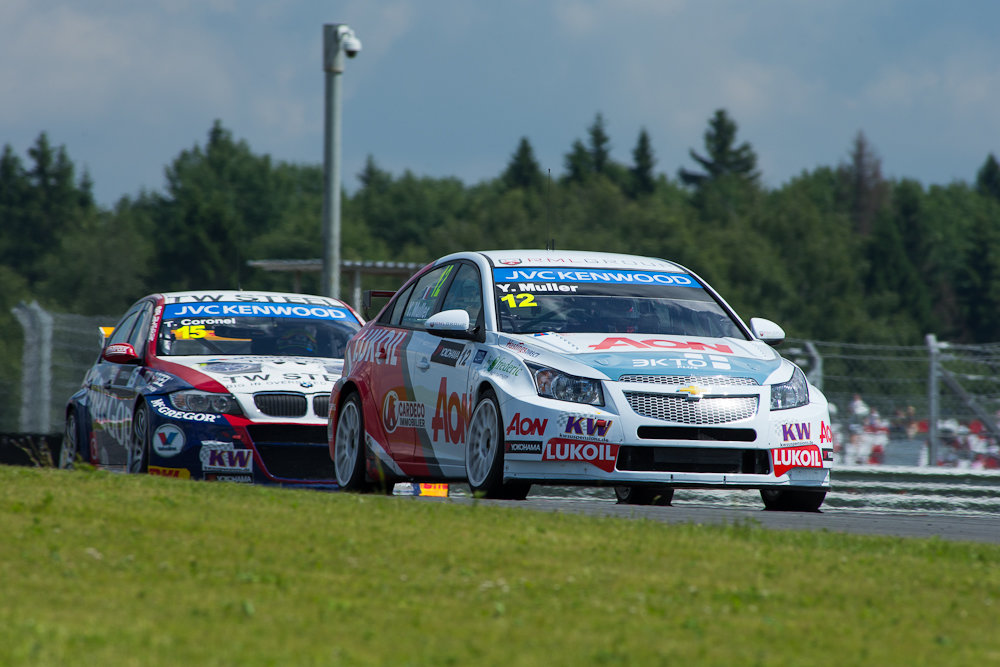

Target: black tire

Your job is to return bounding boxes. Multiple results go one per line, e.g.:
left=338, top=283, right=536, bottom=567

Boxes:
left=129, top=403, right=151, bottom=474
left=333, top=392, right=370, bottom=492
left=465, top=388, right=528, bottom=499
left=760, top=488, right=826, bottom=512
left=59, top=410, right=80, bottom=470
left=614, top=485, right=674, bottom=506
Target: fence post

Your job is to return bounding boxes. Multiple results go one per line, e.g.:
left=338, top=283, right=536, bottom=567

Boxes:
left=804, top=341, right=823, bottom=391
left=12, top=301, right=53, bottom=433
left=926, top=333, right=939, bottom=466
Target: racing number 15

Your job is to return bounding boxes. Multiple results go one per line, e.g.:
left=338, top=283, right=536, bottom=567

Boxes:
left=500, top=294, right=536, bottom=308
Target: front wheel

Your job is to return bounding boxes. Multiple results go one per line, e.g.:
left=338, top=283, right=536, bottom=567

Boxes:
left=614, top=485, right=674, bottom=506
left=334, top=392, right=370, bottom=492
left=129, top=404, right=151, bottom=474
left=760, top=488, right=826, bottom=512
left=465, top=389, right=528, bottom=499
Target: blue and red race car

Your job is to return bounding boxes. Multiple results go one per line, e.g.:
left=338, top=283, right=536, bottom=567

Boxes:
left=62, top=290, right=362, bottom=488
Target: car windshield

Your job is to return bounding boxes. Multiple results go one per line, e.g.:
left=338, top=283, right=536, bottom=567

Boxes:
left=156, top=301, right=362, bottom=357
left=492, top=267, right=745, bottom=338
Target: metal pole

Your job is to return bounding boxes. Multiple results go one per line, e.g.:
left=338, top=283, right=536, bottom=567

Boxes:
left=322, top=24, right=345, bottom=299
left=926, top=333, right=939, bottom=466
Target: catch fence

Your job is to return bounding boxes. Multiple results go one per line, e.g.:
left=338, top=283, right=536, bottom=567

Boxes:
left=8, top=302, right=1000, bottom=471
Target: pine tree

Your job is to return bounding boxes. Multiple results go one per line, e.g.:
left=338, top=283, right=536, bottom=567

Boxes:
left=679, top=109, right=760, bottom=188
left=563, top=139, right=592, bottom=184
left=629, top=128, right=656, bottom=197
left=976, top=153, right=1000, bottom=202
left=587, top=113, right=611, bottom=175
left=501, top=137, right=543, bottom=190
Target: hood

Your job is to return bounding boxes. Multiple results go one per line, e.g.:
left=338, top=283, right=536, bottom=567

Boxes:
left=505, top=332, right=782, bottom=385
left=168, top=355, right=344, bottom=394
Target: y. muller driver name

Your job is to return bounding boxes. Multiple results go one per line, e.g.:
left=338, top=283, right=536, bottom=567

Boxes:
left=496, top=283, right=580, bottom=293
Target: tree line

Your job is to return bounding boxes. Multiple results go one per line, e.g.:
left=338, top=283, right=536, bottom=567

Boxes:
left=3, top=110, right=1000, bottom=353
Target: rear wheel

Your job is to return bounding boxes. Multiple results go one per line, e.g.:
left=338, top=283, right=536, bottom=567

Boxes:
left=59, top=411, right=80, bottom=469
left=129, top=404, right=151, bottom=474
left=466, top=389, right=529, bottom=500
left=334, top=392, right=370, bottom=492
left=760, top=488, right=826, bottom=512
left=614, top=485, right=674, bottom=506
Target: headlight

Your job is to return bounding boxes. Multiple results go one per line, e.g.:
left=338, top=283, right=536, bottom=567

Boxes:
left=770, top=367, right=809, bottom=410
left=168, top=390, right=242, bottom=415
left=527, top=364, right=604, bottom=406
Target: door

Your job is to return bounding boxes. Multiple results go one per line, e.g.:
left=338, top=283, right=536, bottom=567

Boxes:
left=86, top=301, right=153, bottom=468
left=404, top=262, right=484, bottom=477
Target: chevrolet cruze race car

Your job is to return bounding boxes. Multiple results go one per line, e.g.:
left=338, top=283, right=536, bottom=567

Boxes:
left=328, top=250, right=833, bottom=511
left=62, top=290, right=362, bottom=487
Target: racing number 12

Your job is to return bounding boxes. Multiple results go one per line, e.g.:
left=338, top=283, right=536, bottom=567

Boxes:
left=500, top=294, right=536, bottom=308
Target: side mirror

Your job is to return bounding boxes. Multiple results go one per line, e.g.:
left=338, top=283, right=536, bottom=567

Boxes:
left=102, top=342, right=142, bottom=364
left=749, top=317, right=785, bottom=346
left=425, top=309, right=473, bottom=338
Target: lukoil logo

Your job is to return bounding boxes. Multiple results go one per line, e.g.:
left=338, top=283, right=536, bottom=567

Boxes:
left=543, top=438, right=619, bottom=472
left=771, top=444, right=823, bottom=476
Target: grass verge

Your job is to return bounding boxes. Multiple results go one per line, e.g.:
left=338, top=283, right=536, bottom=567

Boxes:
left=1, top=465, right=999, bottom=665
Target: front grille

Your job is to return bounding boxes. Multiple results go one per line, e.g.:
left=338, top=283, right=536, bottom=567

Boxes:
left=246, top=424, right=327, bottom=444
left=313, top=393, right=330, bottom=418
left=618, top=446, right=770, bottom=474
left=625, top=392, right=758, bottom=424
left=245, top=424, right=333, bottom=480
left=619, top=374, right=759, bottom=386
left=254, top=392, right=307, bottom=417
left=637, top=426, right=756, bottom=442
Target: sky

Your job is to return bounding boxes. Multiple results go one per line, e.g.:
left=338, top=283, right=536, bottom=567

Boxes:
left=2, top=0, right=1000, bottom=208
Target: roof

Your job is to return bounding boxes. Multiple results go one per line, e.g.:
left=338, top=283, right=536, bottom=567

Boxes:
left=156, top=290, right=350, bottom=306
left=475, top=249, right=685, bottom=272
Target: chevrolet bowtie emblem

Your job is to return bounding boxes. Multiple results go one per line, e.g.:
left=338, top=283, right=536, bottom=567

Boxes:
left=677, top=385, right=705, bottom=401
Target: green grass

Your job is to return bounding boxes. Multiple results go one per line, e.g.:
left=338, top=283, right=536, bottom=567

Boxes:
left=2, top=466, right=999, bottom=666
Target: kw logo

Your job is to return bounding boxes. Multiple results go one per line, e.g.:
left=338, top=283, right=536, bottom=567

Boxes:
left=564, top=416, right=612, bottom=438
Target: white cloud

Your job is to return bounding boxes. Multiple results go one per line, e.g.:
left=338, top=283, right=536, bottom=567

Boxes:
left=0, top=3, right=235, bottom=125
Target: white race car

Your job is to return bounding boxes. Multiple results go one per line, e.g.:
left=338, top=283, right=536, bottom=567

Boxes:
left=329, top=250, right=832, bottom=510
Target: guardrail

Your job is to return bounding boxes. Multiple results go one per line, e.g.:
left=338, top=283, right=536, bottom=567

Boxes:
left=3, top=433, right=999, bottom=514
left=828, top=465, right=1000, bottom=514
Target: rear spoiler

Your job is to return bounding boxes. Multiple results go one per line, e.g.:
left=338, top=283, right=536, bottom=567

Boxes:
left=362, top=290, right=396, bottom=320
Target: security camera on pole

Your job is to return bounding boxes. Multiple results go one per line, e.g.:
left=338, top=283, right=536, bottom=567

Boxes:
left=322, top=24, right=362, bottom=299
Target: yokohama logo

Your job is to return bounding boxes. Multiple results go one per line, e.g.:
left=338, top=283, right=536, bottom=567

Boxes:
left=771, top=444, right=823, bottom=476
left=543, top=438, right=619, bottom=472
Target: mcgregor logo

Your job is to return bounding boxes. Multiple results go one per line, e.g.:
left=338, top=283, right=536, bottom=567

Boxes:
left=771, top=444, right=823, bottom=476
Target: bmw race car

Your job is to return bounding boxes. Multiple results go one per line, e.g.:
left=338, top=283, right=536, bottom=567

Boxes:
left=62, top=290, right=363, bottom=488
left=329, top=250, right=833, bottom=510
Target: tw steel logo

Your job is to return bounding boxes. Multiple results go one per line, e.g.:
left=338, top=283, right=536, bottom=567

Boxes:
left=588, top=338, right=733, bottom=353
left=563, top=417, right=612, bottom=438
left=771, top=444, right=823, bottom=476
left=506, top=413, right=548, bottom=436
left=543, top=439, right=619, bottom=472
